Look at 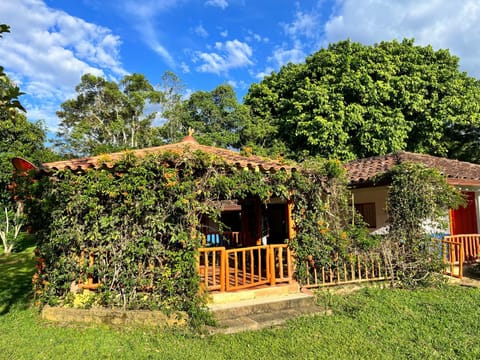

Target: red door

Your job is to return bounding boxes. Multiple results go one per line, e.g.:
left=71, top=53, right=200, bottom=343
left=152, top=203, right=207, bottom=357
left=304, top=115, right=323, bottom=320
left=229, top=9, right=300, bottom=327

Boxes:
left=450, top=192, right=478, bottom=235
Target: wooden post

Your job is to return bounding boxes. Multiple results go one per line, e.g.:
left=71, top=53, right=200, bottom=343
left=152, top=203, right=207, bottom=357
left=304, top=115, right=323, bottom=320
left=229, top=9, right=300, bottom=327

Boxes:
left=255, top=199, right=262, bottom=245
left=220, top=248, right=226, bottom=292
left=287, top=199, right=295, bottom=240
left=287, top=246, right=293, bottom=283
left=269, top=246, right=276, bottom=286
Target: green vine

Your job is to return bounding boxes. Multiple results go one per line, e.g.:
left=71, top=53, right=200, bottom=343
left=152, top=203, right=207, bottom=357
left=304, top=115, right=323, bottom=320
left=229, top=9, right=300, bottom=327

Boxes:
left=17, top=149, right=372, bottom=323
left=384, top=162, right=465, bottom=287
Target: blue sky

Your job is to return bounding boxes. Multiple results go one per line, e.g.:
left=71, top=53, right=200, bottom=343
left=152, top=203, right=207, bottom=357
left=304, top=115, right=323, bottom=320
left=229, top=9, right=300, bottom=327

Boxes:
left=2, top=0, right=480, bottom=133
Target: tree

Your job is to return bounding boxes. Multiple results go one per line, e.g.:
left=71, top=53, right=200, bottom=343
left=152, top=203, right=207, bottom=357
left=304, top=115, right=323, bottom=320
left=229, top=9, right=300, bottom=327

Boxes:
left=56, top=73, right=162, bottom=156
left=245, top=39, right=480, bottom=162
left=0, top=24, right=26, bottom=117
left=161, top=84, right=250, bottom=149
left=156, top=71, right=186, bottom=144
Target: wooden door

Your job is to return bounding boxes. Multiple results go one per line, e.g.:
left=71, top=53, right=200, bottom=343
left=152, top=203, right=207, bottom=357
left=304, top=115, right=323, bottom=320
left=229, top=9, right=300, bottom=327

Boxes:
left=450, top=192, right=478, bottom=235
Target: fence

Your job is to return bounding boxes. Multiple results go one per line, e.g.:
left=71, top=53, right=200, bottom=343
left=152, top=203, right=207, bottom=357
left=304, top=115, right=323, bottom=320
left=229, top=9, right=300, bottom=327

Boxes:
left=302, top=251, right=393, bottom=288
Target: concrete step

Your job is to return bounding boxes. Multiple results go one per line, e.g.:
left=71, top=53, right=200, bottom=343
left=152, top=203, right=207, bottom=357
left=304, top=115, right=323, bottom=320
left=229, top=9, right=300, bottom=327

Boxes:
left=207, top=292, right=327, bottom=334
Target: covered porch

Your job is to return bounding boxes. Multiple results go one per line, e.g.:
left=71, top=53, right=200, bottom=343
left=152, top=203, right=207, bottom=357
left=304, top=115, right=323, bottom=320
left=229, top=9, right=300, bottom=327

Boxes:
left=198, top=197, right=296, bottom=292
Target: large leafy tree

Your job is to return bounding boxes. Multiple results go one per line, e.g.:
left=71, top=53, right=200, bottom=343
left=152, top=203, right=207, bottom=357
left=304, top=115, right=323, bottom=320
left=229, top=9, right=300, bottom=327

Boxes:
left=56, top=73, right=161, bottom=156
left=161, top=84, right=251, bottom=149
left=0, top=24, right=25, bottom=118
left=0, top=24, right=58, bottom=206
left=156, top=71, right=186, bottom=144
left=245, top=39, right=480, bottom=162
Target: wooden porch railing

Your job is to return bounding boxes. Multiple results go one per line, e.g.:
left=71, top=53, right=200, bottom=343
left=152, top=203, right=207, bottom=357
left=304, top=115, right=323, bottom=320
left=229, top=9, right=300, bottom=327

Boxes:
left=441, top=238, right=464, bottom=278
left=198, top=244, right=293, bottom=292
left=303, top=252, right=393, bottom=288
left=443, top=234, right=480, bottom=263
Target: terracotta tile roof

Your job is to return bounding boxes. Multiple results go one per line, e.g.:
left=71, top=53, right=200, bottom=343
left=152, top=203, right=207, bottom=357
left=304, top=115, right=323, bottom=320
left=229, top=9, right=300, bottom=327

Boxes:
left=345, top=151, right=480, bottom=187
left=42, top=137, right=295, bottom=173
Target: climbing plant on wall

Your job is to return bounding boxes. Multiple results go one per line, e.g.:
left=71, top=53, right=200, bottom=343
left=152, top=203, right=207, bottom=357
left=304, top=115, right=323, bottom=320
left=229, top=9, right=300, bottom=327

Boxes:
left=384, top=162, right=464, bottom=287
left=17, top=150, right=372, bottom=323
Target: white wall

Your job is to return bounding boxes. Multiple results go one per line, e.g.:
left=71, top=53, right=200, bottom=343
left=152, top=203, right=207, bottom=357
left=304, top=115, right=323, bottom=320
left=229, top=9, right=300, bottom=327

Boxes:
left=351, top=186, right=389, bottom=232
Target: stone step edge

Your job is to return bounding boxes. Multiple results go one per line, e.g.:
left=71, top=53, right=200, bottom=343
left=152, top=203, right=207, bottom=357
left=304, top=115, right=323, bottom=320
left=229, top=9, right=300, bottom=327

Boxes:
left=207, top=306, right=330, bottom=335
left=210, top=294, right=319, bottom=321
left=208, top=292, right=315, bottom=311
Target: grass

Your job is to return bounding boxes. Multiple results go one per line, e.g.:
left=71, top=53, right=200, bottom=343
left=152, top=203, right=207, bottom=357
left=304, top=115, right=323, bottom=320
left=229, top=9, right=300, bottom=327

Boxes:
left=1, top=241, right=480, bottom=359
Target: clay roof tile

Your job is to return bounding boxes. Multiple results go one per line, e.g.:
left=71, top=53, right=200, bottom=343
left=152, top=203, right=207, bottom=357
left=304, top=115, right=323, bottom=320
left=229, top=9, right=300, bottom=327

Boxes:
left=345, top=151, right=480, bottom=187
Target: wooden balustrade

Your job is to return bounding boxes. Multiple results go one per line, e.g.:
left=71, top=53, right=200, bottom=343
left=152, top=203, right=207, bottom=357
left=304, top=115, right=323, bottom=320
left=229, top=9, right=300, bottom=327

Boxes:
left=443, top=234, right=480, bottom=263
left=303, top=252, right=393, bottom=288
left=225, top=245, right=270, bottom=291
left=198, top=244, right=293, bottom=292
left=441, top=238, right=463, bottom=278
left=198, top=247, right=226, bottom=291
left=269, top=244, right=293, bottom=285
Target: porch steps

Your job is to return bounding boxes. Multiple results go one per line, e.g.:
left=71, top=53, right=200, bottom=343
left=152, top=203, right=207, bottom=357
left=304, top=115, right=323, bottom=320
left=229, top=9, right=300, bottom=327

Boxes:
left=206, top=292, right=326, bottom=334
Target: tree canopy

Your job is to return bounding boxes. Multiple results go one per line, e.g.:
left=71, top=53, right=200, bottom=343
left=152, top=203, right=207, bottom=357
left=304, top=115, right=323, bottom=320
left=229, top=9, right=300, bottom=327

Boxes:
left=245, top=39, right=480, bottom=162
left=56, top=73, right=162, bottom=156
left=0, top=24, right=25, bottom=118
left=160, top=83, right=251, bottom=149
left=0, top=24, right=58, bottom=206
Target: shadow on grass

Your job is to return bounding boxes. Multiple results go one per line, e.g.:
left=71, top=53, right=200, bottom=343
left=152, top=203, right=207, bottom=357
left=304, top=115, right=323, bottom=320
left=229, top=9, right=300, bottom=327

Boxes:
left=0, top=235, right=36, bottom=315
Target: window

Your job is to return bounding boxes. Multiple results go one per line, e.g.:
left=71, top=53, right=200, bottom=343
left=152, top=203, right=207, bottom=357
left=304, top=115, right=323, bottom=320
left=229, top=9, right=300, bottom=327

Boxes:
left=354, top=203, right=376, bottom=228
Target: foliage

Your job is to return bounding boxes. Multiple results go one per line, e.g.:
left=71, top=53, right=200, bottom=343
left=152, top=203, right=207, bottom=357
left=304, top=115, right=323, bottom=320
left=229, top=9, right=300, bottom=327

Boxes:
left=0, top=24, right=61, bottom=208
left=245, top=39, right=480, bottom=162
left=0, top=98, right=60, bottom=210
left=384, top=162, right=465, bottom=287
left=56, top=73, right=162, bottom=156
left=18, top=147, right=370, bottom=318
left=0, top=203, right=24, bottom=256
left=160, top=84, right=251, bottom=149
left=156, top=71, right=187, bottom=143
left=288, top=158, right=378, bottom=282
left=0, top=24, right=26, bottom=117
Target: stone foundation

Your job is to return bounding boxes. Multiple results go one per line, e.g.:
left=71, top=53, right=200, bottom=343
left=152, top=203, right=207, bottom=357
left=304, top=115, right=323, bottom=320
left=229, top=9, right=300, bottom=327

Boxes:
left=41, top=305, right=187, bottom=327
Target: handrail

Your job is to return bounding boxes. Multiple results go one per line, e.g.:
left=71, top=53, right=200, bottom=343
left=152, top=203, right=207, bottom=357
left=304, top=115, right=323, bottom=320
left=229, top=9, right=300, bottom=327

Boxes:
left=443, top=234, right=480, bottom=262
left=225, top=245, right=270, bottom=291
left=197, top=247, right=226, bottom=292
left=441, top=238, right=464, bottom=278
left=198, top=244, right=294, bottom=292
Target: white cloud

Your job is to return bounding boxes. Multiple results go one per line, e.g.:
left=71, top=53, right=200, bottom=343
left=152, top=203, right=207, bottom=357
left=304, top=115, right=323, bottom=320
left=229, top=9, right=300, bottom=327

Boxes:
left=118, top=1, right=176, bottom=67
left=246, top=30, right=269, bottom=43
left=0, top=0, right=125, bottom=130
left=205, top=0, right=228, bottom=9
left=180, top=62, right=191, bottom=73
left=283, top=9, right=320, bottom=40
left=254, top=66, right=275, bottom=80
left=195, top=24, right=209, bottom=38
left=270, top=41, right=306, bottom=68
left=122, top=0, right=180, bottom=18
left=324, top=0, right=480, bottom=78
left=196, top=39, right=253, bottom=74
left=220, top=30, right=229, bottom=37
left=227, top=79, right=247, bottom=90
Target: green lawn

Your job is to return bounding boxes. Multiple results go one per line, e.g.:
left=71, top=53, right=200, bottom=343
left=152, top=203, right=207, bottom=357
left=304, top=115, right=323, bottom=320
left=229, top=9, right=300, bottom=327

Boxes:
left=1, top=242, right=480, bottom=359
